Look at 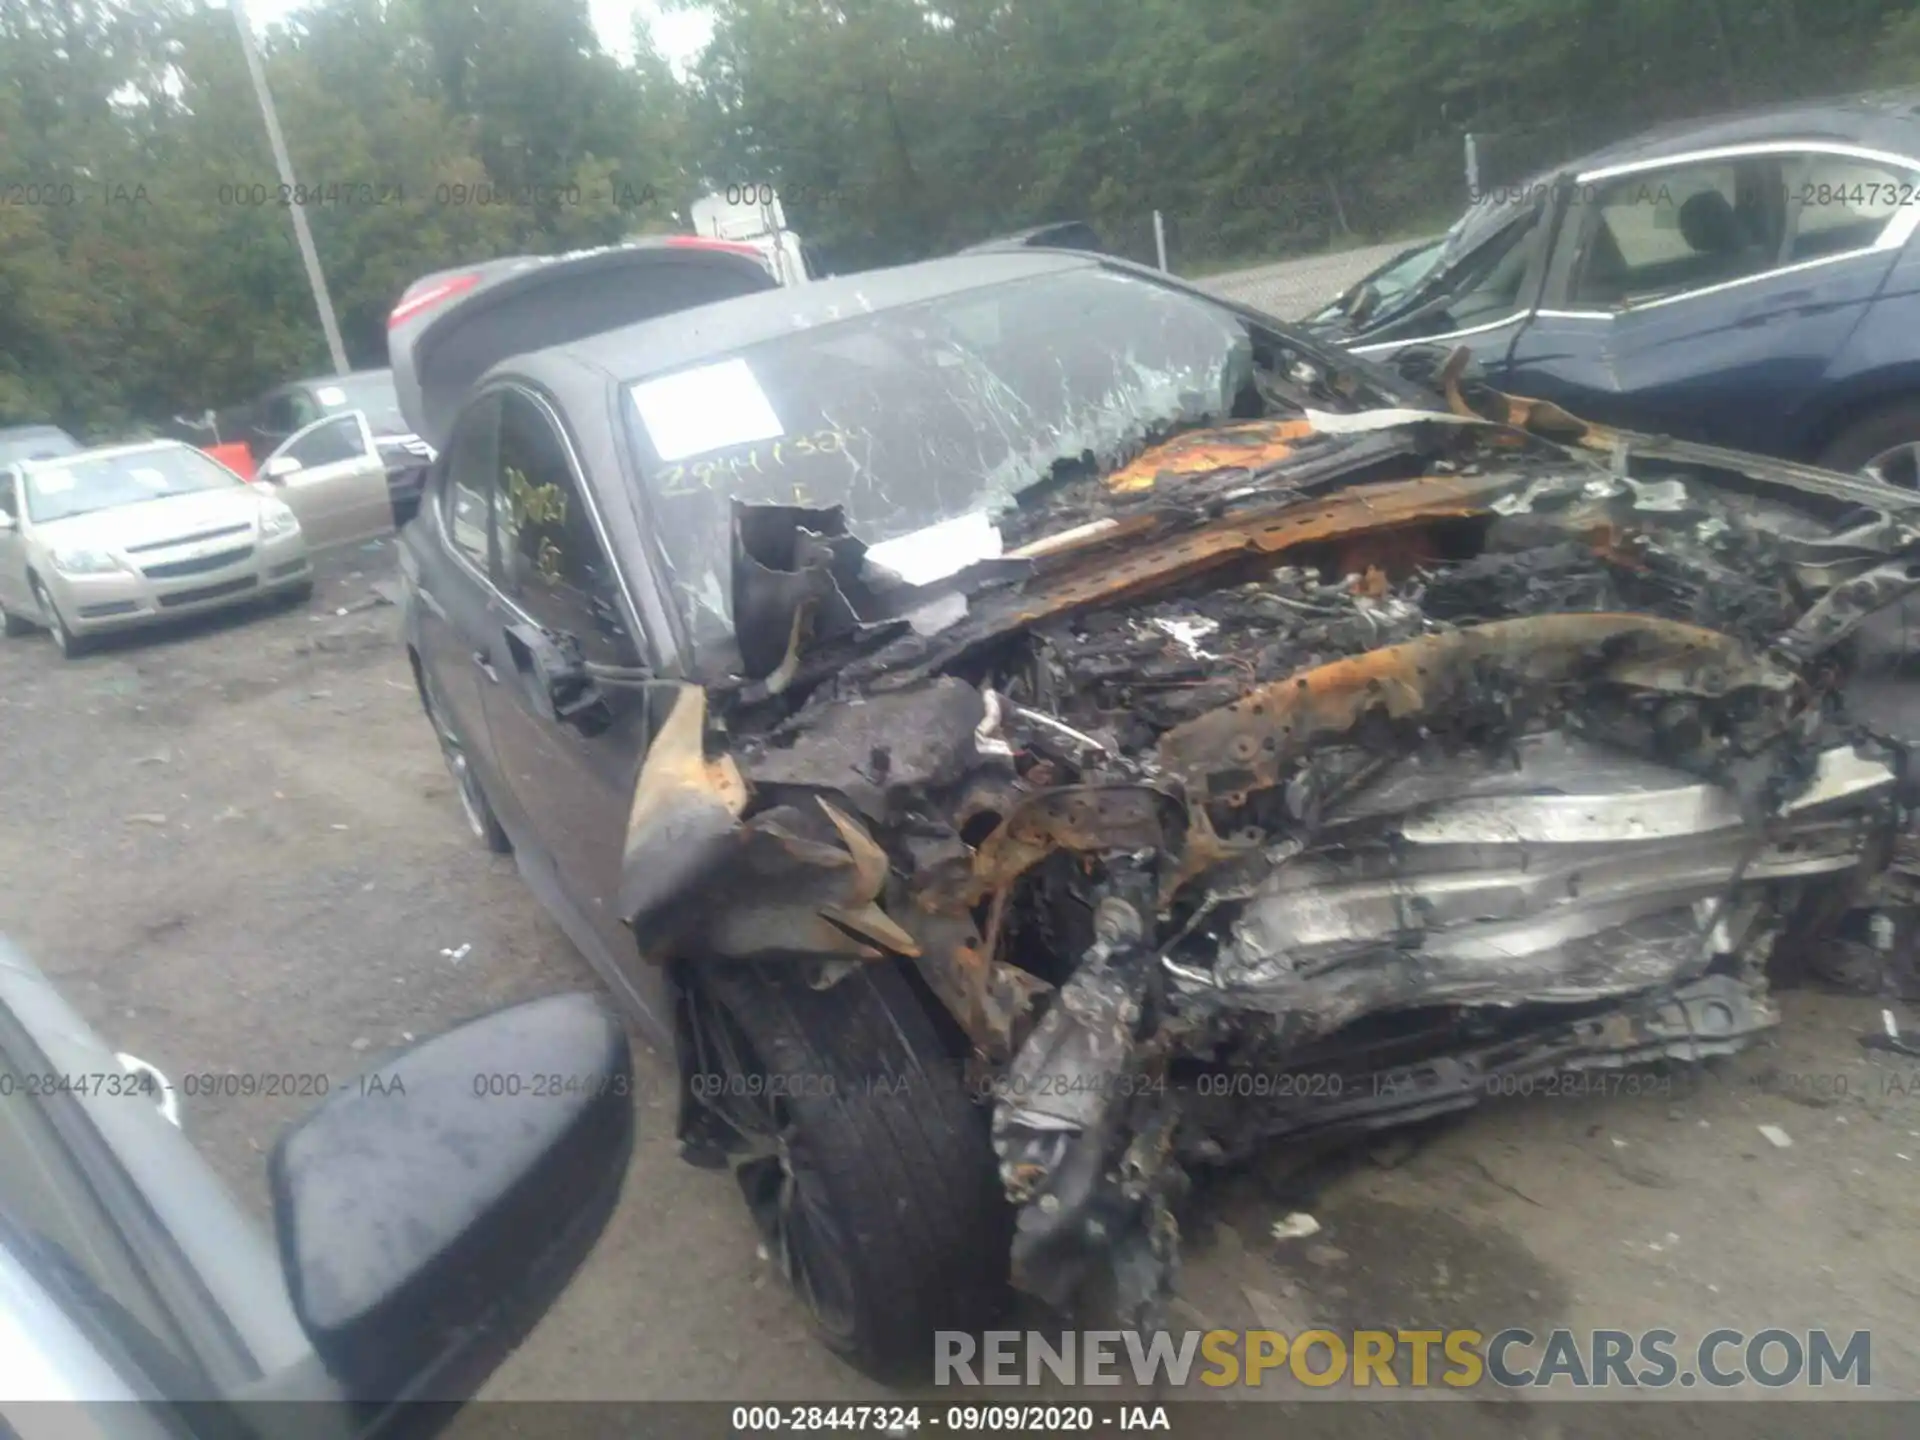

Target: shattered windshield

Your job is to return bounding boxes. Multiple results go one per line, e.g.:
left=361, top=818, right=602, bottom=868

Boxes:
left=1312, top=238, right=1446, bottom=324
left=622, top=267, right=1255, bottom=647
left=1326, top=189, right=1542, bottom=332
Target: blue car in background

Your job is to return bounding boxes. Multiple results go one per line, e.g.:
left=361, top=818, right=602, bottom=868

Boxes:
left=1308, top=93, right=1920, bottom=487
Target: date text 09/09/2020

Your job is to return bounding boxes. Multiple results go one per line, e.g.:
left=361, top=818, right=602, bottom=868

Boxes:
left=730, top=1405, right=1169, bottom=1434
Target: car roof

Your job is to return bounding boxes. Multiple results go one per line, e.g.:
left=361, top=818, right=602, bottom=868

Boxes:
left=389, top=238, right=780, bottom=449
left=962, top=220, right=1106, bottom=252
left=17, top=439, right=194, bottom=470
left=535, top=248, right=1101, bottom=387
left=1561, top=90, right=1920, bottom=176
left=280, top=369, right=393, bottom=392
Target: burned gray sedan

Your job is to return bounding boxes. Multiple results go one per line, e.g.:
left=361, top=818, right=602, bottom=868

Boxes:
left=392, top=246, right=1918, bottom=1377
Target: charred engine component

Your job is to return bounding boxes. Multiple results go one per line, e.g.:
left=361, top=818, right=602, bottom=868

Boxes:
left=731, top=502, right=871, bottom=680
left=993, top=865, right=1180, bottom=1323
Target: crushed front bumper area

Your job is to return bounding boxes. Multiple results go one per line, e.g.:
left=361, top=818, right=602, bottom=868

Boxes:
left=990, top=722, right=1899, bottom=1313
left=623, top=383, right=1920, bottom=1329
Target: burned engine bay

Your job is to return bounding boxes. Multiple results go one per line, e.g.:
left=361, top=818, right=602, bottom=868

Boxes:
left=620, top=368, right=1920, bottom=1323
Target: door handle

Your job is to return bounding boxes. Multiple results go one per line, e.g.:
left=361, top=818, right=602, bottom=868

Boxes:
left=1734, top=289, right=1819, bottom=327
left=473, top=648, right=498, bottom=683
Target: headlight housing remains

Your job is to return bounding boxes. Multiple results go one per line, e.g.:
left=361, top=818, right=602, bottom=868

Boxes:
left=47, top=547, right=122, bottom=575
left=258, top=499, right=301, bottom=538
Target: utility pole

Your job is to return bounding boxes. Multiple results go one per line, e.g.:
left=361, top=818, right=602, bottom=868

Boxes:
left=230, top=0, right=349, bottom=375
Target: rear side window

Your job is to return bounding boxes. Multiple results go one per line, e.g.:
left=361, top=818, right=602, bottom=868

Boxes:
left=281, top=414, right=367, bottom=470
left=438, top=394, right=500, bottom=574
left=261, top=394, right=300, bottom=434
left=494, top=391, right=638, bottom=666
left=1570, top=156, right=1786, bottom=306
left=1787, top=155, right=1916, bottom=261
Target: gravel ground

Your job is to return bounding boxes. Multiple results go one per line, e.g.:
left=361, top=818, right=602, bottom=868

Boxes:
left=1196, top=240, right=1426, bottom=320
left=2, top=246, right=1916, bottom=1420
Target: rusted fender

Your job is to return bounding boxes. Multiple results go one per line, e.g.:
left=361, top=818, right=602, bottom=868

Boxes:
left=618, top=684, right=917, bottom=959
left=1157, top=613, right=1801, bottom=802
left=998, top=471, right=1510, bottom=626
left=1103, top=417, right=1317, bottom=493
left=618, top=683, right=749, bottom=932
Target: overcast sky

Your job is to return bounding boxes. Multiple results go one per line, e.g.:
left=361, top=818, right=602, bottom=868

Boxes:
left=238, top=0, right=714, bottom=70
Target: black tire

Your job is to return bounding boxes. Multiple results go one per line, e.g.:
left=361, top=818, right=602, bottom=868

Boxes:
left=689, top=961, right=1013, bottom=1380
left=30, top=577, right=88, bottom=659
left=1819, top=399, right=1920, bottom=488
left=282, top=578, right=315, bottom=609
left=417, top=661, right=511, bottom=853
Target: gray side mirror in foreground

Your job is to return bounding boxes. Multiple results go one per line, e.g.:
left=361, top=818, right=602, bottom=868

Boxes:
left=268, top=992, right=633, bottom=1405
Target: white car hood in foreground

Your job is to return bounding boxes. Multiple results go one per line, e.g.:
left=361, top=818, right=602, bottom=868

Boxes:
left=31, top=487, right=264, bottom=553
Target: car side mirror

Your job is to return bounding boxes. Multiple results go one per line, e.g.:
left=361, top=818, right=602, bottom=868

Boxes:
left=503, top=620, right=616, bottom=735
left=1345, top=280, right=1382, bottom=324
left=262, top=454, right=302, bottom=481
left=269, top=992, right=633, bottom=1404
left=1388, top=342, right=1485, bottom=394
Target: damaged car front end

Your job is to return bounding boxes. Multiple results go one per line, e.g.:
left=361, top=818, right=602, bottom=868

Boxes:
left=396, top=248, right=1920, bottom=1375
left=617, top=307, right=1919, bottom=1338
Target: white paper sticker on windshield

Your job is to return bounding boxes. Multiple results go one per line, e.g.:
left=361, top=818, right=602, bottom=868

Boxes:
left=32, top=469, right=75, bottom=493
left=129, top=467, right=170, bottom=489
left=865, top=510, right=1003, bottom=587
left=1302, top=406, right=1491, bottom=435
left=629, top=359, right=784, bottom=463
left=315, top=385, right=348, bottom=407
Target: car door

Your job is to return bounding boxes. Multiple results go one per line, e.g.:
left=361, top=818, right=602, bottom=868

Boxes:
left=1506, top=146, right=1917, bottom=455
left=258, top=410, right=394, bottom=549
left=472, top=387, right=663, bottom=1027
left=408, top=392, right=506, bottom=814
left=0, top=468, right=28, bottom=612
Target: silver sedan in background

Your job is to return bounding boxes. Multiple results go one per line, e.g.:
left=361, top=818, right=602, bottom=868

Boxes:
left=0, top=432, right=389, bottom=658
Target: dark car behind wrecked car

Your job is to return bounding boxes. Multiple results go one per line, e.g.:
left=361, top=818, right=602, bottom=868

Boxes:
left=963, top=219, right=1109, bottom=254
left=390, top=243, right=1920, bottom=1378
left=1308, top=92, right=1920, bottom=487
left=242, top=368, right=433, bottom=524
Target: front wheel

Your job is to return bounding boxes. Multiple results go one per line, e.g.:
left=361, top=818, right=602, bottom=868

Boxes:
left=1819, top=399, right=1920, bottom=489
left=30, top=577, right=87, bottom=659
left=418, top=662, right=510, bottom=853
left=684, top=961, right=1013, bottom=1379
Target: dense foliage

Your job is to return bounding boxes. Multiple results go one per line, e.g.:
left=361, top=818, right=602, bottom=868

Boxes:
left=2, top=0, right=1918, bottom=433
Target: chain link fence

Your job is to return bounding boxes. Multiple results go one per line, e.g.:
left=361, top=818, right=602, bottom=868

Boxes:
left=1092, top=132, right=1473, bottom=279
left=1087, top=118, right=1660, bottom=282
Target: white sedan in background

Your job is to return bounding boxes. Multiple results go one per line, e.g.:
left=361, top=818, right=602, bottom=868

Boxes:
left=0, top=430, right=389, bottom=658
